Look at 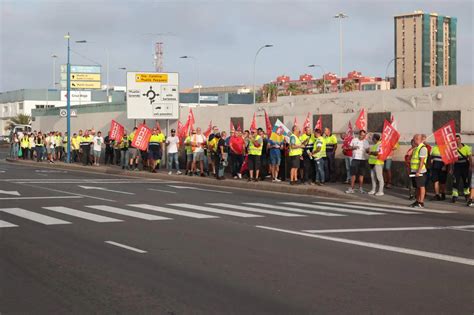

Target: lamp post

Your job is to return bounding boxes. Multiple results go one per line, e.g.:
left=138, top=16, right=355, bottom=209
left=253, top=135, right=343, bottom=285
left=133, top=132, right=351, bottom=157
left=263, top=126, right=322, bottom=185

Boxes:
left=64, top=33, right=72, bottom=163
left=385, top=56, right=405, bottom=88
left=180, top=56, right=200, bottom=106
left=334, top=13, right=348, bottom=93
left=308, top=64, right=326, bottom=94
left=253, top=44, right=273, bottom=104
left=51, top=54, right=58, bottom=89
left=75, top=40, right=109, bottom=101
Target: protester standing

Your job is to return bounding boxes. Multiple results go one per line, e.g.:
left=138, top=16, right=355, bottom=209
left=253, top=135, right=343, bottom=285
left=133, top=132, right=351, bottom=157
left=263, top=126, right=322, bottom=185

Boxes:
left=451, top=135, right=472, bottom=203
left=409, top=134, right=428, bottom=208
left=312, top=129, right=326, bottom=185
left=429, top=144, right=447, bottom=201
left=92, top=131, right=104, bottom=166
left=368, top=133, right=384, bottom=196
left=289, top=126, right=304, bottom=185
left=166, top=129, right=181, bottom=175
left=345, top=130, right=370, bottom=194
left=323, top=128, right=338, bottom=182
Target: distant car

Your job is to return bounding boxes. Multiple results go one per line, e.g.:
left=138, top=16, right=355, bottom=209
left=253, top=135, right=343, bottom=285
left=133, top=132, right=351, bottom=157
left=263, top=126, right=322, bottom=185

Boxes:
left=0, top=135, right=10, bottom=144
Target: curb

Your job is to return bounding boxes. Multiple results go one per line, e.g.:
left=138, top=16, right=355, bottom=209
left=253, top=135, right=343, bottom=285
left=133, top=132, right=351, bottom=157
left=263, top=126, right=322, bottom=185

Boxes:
left=5, top=158, right=357, bottom=199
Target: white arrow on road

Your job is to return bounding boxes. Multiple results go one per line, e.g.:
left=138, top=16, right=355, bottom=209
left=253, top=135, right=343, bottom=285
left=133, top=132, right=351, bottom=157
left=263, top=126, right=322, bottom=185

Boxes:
left=167, top=185, right=232, bottom=194
left=0, top=190, right=20, bottom=196
left=78, top=186, right=135, bottom=195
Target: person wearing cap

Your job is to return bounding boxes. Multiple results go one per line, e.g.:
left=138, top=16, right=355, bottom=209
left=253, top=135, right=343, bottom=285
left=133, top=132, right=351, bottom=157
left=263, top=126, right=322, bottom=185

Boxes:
left=166, top=128, right=181, bottom=175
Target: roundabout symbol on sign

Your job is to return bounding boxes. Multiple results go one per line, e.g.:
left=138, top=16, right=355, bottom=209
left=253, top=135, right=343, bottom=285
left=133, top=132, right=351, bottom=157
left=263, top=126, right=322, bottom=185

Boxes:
left=143, top=86, right=159, bottom=105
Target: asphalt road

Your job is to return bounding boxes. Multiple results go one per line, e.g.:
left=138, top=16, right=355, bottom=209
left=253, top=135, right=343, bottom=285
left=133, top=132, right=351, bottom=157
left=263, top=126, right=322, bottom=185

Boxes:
left=0, top=159, right=473, bottom=314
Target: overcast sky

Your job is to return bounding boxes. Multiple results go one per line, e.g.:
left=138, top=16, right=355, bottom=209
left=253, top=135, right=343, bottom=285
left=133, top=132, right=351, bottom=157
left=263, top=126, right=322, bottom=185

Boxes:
left=0, top=0, right=472, bottom=91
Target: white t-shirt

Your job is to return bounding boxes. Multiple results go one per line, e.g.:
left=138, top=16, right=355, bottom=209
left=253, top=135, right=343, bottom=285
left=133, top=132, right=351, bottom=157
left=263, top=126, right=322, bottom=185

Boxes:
left=192, top=134, right=205, bottom=153
left=167, top=136, right=180, bottom=154
left=93, top=136, right=104, bottom=152
left=350, top=138, right=370, bottom=160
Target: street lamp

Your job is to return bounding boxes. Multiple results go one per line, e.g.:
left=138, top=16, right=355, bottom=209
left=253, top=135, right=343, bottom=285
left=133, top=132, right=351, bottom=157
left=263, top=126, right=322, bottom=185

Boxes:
left=75, top=40, right=110, bottom=101
left=308, top=64, right=327, bottom=94
left=64, top=33, right=72, bottom=163
left=253, top=44, right=273, bottom=104
left=334, top=13, right=348, bottom=93
left=180, top=55, right=200, bottom=106
left=385, top=56, right=405, bottom=85
left=51, top=54, right=58, bottom=88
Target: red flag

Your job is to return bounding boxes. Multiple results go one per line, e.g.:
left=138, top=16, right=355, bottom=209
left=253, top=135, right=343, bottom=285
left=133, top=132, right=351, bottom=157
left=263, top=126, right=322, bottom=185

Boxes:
left=391, top=114, right=398, bottom=131
left=303, top=112, right=311, bottom=130
left=264, top=110, right=272, bottom=136
left=314, top=115, right=322, bottom=131
left=355, top=108, right=367, bottom=131
left=177, top=120, right=184, bottom=139
left=237, top=121, right=242, bottom=132
left=230, top=120, right=236, bottom=133
left=293, top=116, right=298, bottom=128
left=108, top=120, right=124, bottom=141
left=378, top=120, right=400, bottom=161
left=155, top=121, right=161, bottom=131
left=250, top=113, right=257, bottom=131
left=434, top=120, right=459, bottom=164
left=342, top=121, right=353, bottom=149
left=203, top=120, right=212, bottom=138
left=188, top=108, right=195, bottom=132
left=131, top=124, right=152, bottom=151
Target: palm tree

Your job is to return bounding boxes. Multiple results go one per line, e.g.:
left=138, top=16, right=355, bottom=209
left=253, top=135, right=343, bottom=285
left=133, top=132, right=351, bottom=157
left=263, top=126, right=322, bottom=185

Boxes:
left=343, top=80, right=357, bottom=92
left=287, top=83, right=300, bottom=96
left=315, top=79, right=326, bottom=94
left=4, top=114, right=31, bottom=131
left=263, top=83, right=278, bottom=102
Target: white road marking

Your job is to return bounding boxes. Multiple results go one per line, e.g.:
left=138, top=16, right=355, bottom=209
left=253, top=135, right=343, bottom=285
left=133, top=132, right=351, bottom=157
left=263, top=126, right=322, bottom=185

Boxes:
left=315, top=202, right=418, bottom=215
left=170, top=203, right=261, bottom=218
left=167, top=185, right=232, bottom=194
left=78, top=185, right=135, bottom=195
left=0, top=220, right=18, bottom=228
left=281, top=202, right=383, bottom=216
left=0, top=196, right=83, bottom=200
left=104, top=241, right=147, bottom=254
left=128, top=204, right=218, bottom=219
left=208, top=203, right=305, bottom=217
left=43, top=206, right=123, bottom=223
left=243, top=203, right=345, bottom=217
left=148, top=188, right=177, bottom=194
left=256, top=226, right=474, bottom=267
left=0, top=208, right=71, bottom=225
left=17, top=184, right=116, bottom=202
left=86, top=205, right=172, bottom=221
left=0, top=190, right=20, bottom=196
left=303, top=226, right=445, bottom=233
left=348, top=201, right=456, bottom=214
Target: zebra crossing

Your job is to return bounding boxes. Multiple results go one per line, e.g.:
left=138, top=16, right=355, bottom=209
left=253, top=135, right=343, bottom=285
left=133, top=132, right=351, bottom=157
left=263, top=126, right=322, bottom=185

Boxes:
left=0, top=201, right=457, bottom=229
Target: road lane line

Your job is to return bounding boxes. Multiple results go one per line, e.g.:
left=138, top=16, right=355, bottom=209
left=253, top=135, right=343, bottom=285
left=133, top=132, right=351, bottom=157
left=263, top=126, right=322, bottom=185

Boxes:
left=86, top=205, right=172, bottom=221
left=303, top=227, right=444, bottom=233
left=316, top=202, right=418, bottom=215
left=128, top=204, right=218, bottom=219
left=281, top=202, right=384, bottom=216
left=170, top=203, right=261, bottom=218
left=256, top=226, right=474, bottom=267
left=167, top=185, right=232, bottom=194
left=43, top=206, right=123, bottom=223
left=208, top=203, right=305, bottom=217
left=148, top=188, right=177, bottom=194
left=104, top=241, right=147, bottom=254
left=348, top=201, right=456, bottom=214
left=17, top=184, right=116, bottom=202
left=0, top=208, right=71, bottom=225
left=243, top=203, right=345, bottom=217
left=0, top=196, right=83, bottom=200
left=0, top=220, right=18, bottom=228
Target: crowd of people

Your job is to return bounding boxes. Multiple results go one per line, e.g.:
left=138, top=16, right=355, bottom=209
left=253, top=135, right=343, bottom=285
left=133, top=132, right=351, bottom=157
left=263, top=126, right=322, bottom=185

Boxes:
left=8, top=125, right=473, bottom=208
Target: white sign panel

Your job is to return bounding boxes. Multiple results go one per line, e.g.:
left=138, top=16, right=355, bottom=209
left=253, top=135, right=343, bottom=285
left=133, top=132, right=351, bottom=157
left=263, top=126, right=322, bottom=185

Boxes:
left=60, top=91, right=92, bottom=102
left=126, top=72, right=179, bottom=119
left=59, top=109, right=78, bottom=117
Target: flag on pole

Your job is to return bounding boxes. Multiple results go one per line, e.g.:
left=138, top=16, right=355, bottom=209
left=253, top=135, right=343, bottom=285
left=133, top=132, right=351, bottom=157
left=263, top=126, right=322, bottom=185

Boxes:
left=355, top=108, right=367, bottom=131
left=237, top=121, right=242, bottom=132
left=203, top=120, right=212, bottom=138
left=155, top=121, right=161, bottom=131
left=434, top=120, right=459, bottom=164
left=250, top=113, right=257, bottom=131
left=390, top=114, right=398, bottom=131
left=188, top=108, right=195, bottom=132
left=131, top=124, right=152, bottom=151
left=272, top=119, right=291, bottom=136
left=293, top=116, right=298, bottom=128
left=230, top=120, right=236, bottom=133
left=177, top=120, right=184, bottom=139
left=314, top=115, right=322, bottom=131
left=264, top=110, right=272, bottom=136
left=342, top=121, right=353, bottom=149
left=378, top=120, right=400, bottom=161
left=108, top=120, right=125, bottom=141
left=303, top=112, right=311, bottom=130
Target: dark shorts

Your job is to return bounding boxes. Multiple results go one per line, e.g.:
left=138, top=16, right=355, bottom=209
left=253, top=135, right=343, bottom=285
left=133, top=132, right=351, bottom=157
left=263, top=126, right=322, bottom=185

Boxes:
left=247, top=154, right=261, bottom=171
left=148, top=148, right=162, bottom=160
left=350, top=159, right=368, bottom=177
left=431, top=168, right=447, bottom=184
left=411, top=173, right=426, bottom=188
left=290, top=155, right=301, bottom=169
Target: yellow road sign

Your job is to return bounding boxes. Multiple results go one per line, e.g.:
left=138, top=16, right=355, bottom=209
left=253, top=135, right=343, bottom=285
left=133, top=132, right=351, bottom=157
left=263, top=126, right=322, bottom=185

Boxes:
left=135, top=73, right=168, bottom=83
left=70, top=73, right=101, bottom=81
left=70, top=81, right=101, bottom=89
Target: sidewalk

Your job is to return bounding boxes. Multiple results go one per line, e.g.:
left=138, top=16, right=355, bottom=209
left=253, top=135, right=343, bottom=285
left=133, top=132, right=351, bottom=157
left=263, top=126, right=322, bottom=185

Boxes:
left=5, top=158, right=473, bottom=214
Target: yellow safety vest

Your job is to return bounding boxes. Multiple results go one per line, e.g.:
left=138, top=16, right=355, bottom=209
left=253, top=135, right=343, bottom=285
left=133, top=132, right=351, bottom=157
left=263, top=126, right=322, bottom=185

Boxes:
left=410, top=143, right=427, bottom=172
left=71, top=137, right=80, bottom=150
left=313, top=136, right=326, bottom=159
left=20, top=137, right=29, bottom=148
left=368, top=142, right=384, bottom=165
left=149, top=134, right=164, bottom=147
left=324, top=134, right=337, bottom=152
left=455, top=144, right=472, bottom=165
left=185, top=136, right=192, bottom=154
left=289, top=135, right=303, bottom=157
left=248, top=135, right=263, bottom=156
